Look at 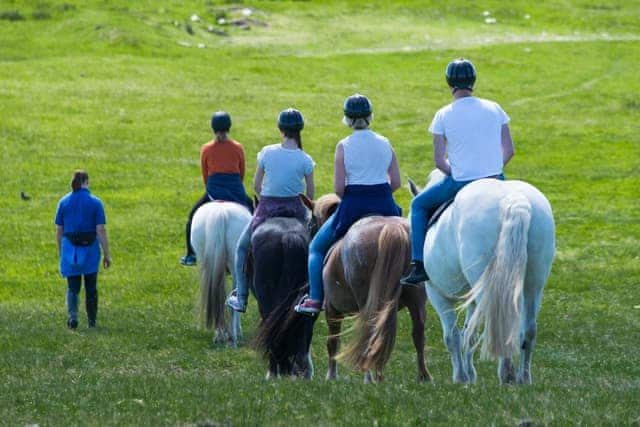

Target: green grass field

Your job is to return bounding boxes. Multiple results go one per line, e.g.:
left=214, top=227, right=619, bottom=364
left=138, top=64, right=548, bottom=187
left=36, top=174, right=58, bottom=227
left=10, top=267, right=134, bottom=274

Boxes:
left=1, top=0, right=639, bottom=425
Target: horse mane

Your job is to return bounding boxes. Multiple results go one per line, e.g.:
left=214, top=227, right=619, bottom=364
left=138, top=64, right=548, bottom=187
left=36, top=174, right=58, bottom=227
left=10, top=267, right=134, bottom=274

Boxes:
left=313, top=193, right=340, bottom=225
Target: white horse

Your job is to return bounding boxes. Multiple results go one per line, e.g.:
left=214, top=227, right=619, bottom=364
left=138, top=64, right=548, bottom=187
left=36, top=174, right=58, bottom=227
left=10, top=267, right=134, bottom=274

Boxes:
left=410, top=170, right=555, bottom=384
left=190, top=201, right=252, bottom=347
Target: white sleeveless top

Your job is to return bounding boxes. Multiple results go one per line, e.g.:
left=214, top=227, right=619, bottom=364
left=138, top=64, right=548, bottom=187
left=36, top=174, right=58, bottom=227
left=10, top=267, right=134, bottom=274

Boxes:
left=341, top=129, right=392, bottom=186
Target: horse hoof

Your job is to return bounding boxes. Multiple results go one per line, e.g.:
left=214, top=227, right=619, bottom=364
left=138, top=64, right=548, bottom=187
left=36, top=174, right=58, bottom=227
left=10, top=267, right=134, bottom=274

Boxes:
left=418, top=372, right=433, bottom=383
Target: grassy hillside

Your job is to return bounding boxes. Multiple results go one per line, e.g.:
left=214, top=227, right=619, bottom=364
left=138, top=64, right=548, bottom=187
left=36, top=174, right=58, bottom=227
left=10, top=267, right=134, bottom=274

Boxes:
left=1, top=0, right=639, bottom=425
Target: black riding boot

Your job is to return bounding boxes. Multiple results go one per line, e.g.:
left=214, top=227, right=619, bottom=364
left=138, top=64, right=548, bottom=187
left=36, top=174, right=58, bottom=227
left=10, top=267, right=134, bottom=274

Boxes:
left=401, top=261, right=429, bottom=286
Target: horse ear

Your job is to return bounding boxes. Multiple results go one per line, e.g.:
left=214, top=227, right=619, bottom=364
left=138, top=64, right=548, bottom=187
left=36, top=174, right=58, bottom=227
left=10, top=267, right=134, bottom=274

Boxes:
left=299, top=193, right=314, bottom=211
left=407, top=177, right=420, bottom=196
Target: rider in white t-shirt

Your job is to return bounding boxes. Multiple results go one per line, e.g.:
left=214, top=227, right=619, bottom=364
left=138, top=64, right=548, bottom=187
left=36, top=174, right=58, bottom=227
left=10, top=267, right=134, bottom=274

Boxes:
left=401, top=58, right=515, bottom=285
left=226, top=108, right=315, bottom=313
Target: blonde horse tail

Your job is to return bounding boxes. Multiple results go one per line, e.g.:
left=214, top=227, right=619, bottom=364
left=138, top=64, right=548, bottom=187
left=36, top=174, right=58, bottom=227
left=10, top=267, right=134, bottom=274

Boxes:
left=338, top=221, right=408, bottom=373
left=464, top=193, right=532, bottom=360
left=199, top=210, right=228, bottom=331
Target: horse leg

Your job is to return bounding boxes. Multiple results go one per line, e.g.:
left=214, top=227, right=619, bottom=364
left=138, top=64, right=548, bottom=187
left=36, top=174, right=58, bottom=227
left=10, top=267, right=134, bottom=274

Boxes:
left=499, top=357, right=516, bottom=384
left=231, top=279, right=243, bottom=342
left=426, top=286, right=469, bottom=384
left=326, top=312, right=341, bottom=381
left=228, top=309, right=240, bottom=348
left=279, top=359, right=293, bottom=377
left=461, top=304, right=478, bottom=384
left=304, top=353, right=314, bottom=379
left=265, top=358, right=279, bottom=380
left=518, top=285, right=542, bottom=384
left=404, top=290, right=432, bottom=382
left=293, top=353, right=314, bottom=380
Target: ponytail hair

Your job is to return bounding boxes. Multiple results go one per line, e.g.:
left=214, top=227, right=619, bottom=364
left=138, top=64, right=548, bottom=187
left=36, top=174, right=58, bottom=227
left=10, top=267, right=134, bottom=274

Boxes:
left=282, top=129, right=303, bottom=149
left=71, top=170, right=89, bottom=192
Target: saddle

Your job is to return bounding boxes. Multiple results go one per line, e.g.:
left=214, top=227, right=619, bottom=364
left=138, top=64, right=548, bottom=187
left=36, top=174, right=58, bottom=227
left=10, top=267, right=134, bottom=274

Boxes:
left=427, top=199, right=454, bottom=228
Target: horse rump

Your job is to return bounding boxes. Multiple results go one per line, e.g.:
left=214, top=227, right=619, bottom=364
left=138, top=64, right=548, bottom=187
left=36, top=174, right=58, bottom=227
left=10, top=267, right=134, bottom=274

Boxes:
left=250, top=217, right=314, bottom=376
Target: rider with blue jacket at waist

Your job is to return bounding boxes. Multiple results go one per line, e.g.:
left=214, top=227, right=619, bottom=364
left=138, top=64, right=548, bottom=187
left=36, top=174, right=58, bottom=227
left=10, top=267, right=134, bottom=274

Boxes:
left=295, top=94, right=402, bottom=315
left=180, top=111, right=253, bottom=266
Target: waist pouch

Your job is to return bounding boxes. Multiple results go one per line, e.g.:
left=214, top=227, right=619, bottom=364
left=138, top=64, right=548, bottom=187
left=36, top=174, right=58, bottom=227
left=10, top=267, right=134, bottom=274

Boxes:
left=64, top=232, right=97, bottom=246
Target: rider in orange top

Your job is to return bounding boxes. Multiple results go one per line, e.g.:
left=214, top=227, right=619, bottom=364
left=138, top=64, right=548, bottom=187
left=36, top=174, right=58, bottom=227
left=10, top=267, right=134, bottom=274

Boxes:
left=180, top=111, right=252, bottom=266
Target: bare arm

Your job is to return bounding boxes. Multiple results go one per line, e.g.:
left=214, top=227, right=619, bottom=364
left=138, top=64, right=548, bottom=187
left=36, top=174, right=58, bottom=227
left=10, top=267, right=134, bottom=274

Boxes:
left=304, top=171, right=315, bottom=200
left=96, top=224, right=111, bottom=269
left=56, top=225, right=63, bottom=257
left=501, top=123, right=515, bottom=166
left=334, top=143, right=346, bottom=197
left=433, top=134, right=451, bottom=176
left=253, top=165, right=265, bottom=195
left=388, top=149, right=401, bottom=192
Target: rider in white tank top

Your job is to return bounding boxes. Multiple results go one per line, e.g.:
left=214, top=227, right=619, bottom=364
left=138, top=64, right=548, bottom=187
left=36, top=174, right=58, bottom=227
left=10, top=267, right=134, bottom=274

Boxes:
left=342, top=129, right=393, bottom=185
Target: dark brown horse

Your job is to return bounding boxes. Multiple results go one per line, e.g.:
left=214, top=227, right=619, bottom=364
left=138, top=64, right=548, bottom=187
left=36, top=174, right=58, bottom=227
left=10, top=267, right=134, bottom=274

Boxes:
left=250, top=216, right=315, bottom=379
left=307, top=194, right=432, bottom=383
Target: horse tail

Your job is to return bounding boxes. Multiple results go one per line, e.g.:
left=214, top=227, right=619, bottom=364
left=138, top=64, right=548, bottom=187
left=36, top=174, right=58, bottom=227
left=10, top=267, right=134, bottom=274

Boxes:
left=338, top=221, right=408, bottom=373
left=252, top=284, right=315, bottom=369
left=199, top=210, right=229, bottom=331
left=463, top=193, right=532, bottom=360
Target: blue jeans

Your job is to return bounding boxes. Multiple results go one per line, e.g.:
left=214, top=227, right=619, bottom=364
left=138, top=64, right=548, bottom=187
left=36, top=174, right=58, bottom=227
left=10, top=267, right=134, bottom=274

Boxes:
left=308, top=213, right=338, bottom=301
left=233, top=223, right=252, bottom=302
left=409, top=174, right=504, bottom=262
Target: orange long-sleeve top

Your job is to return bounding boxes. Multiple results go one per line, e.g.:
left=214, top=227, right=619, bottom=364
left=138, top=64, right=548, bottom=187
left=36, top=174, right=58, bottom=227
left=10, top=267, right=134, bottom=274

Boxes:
left=200, top=139, right=246, bottom=185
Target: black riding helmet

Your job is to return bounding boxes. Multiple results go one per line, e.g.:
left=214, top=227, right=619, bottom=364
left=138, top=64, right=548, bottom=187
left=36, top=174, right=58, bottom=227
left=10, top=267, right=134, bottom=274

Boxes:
left=343, top=93, right=372, bottom=119
left=211, top=111, right=232, bottom=132
left=445, top=58, right=476, bottom=91
left=278, top=108, right=305, bottom=131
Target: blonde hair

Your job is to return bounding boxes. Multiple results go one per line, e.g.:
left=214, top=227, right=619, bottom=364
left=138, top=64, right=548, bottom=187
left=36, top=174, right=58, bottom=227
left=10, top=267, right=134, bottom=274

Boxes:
left=342, top=114, right=373, bottom=130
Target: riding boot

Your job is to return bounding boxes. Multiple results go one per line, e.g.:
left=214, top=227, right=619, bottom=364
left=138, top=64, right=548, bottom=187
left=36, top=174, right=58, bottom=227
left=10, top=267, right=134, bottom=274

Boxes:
left=401, top=261, right=429, bottom=286
left=86, top=291, right=98, bottom=328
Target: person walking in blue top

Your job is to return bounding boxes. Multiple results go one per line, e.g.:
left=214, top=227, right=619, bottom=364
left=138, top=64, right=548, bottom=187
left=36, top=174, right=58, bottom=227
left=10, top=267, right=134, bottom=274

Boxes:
left=400, top=58, right=515, bottom=285
left=226, top=108, right=315, bottom=312
left=295, top=94, right=402, bottom=315
left=55, top=170, right=111, bottom=329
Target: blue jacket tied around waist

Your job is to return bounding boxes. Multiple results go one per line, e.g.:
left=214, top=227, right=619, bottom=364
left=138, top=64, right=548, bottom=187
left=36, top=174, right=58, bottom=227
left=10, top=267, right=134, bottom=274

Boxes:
left=332, top=183, right=402, bottom=239
left=206, top=173, right=252, bottom=211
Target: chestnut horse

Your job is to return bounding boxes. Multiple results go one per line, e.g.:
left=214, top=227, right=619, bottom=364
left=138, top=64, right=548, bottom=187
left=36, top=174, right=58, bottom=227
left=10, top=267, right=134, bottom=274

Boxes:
left=310, top=194, right=432, bottom=383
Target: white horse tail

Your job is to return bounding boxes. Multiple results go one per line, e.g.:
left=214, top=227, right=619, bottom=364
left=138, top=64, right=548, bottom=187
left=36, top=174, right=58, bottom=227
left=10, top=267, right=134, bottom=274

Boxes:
left=463, top=193, right=532, bottom=360
left=199, top=210, right=229, bottom=331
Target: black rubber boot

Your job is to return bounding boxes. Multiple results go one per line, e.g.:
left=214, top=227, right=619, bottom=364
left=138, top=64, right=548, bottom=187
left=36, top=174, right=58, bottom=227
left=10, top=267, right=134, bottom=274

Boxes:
left=86, top=292, right=98, bottom=328
left=67, top=319, right=78, bottom=330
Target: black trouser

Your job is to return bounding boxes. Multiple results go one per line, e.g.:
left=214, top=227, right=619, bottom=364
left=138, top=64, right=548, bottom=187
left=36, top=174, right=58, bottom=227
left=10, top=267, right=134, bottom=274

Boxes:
left=67, top=272, right=98, bottom=324
left=185, top=193, right=211, bottom=256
